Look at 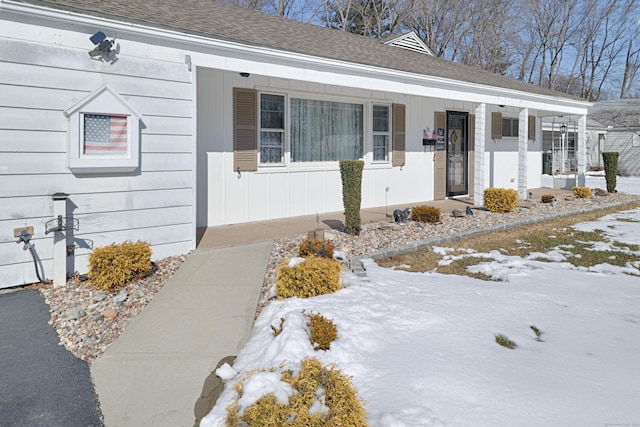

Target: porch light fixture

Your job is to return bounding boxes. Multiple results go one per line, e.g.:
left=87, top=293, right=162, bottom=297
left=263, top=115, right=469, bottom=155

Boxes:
left=88, top=31, right=118, bottom=62
left=560, top=124, right=567, bottom=137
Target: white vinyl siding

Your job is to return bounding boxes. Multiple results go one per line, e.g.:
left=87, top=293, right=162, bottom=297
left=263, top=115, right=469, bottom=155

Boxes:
left=0, top=37, right=193, bottom=288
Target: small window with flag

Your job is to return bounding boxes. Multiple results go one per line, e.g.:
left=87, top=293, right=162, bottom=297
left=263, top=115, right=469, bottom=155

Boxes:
left=83, top=114, right=128, bottom=156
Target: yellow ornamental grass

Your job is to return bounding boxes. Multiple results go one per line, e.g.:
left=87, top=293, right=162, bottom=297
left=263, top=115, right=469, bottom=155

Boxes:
left=572, top=186, right=593, bottom=198
left=225, top=358, right=368, bottom=427
left=484, top=188, right=519, bottom=213
left=88, top=241, right=152, bottom=290
left=411, top=205, right=441, bottom=223
left=306, top=312, right=338, bottom=351
left=276, top=257, right=342, bottom=299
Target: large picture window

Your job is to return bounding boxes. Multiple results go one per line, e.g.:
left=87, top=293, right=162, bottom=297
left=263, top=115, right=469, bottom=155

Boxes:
left=290, top=99, right=363, bottom=162
left=372, top=104, right=390, bottom=161
left=259, top=93, right=285, bottom=164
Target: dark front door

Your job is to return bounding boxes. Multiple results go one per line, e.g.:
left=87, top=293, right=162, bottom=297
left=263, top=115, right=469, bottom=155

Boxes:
left=447, top=112, right=468, bottom=196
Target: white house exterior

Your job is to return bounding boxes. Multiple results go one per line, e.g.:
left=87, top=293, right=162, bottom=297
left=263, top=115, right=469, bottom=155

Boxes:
left=0, top=0, right=591, bottom=289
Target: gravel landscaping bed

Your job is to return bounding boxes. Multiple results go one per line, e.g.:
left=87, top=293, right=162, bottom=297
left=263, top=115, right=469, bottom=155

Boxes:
left=35, top=191, right=639, bottom=362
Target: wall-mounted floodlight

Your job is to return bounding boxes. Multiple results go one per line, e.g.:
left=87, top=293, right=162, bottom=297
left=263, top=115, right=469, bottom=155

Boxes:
left=88, top=31, right=118, bottom=62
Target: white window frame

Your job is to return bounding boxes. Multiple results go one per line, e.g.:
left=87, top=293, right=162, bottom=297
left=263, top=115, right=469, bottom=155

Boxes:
left=255, top=90, right=395, bottom=171
left=371, top=103, right=391, bottom=163
left=502, top=117, right=519, bottom=138
left=258, top=92, right=286, bottom=166
left=64, top=84, right=141, bottom=174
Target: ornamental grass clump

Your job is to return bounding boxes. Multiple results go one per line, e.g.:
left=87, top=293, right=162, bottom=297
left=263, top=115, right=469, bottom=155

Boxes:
left=225, top=358, right=367, bottom=426
left=306, top=312, right=338, bottom=351
left=572, top=186, right=592, bottom=199
left=276, top=257, right=342, bottom=299
left=484, top=188, right=519, bottom=213
left=88, top=241, right=152, bottom=290
left=411, top=205, right=441, bottom=223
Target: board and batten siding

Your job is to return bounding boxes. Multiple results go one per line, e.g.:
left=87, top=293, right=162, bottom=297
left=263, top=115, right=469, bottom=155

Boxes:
left=0, top=35, right=194, bottom=288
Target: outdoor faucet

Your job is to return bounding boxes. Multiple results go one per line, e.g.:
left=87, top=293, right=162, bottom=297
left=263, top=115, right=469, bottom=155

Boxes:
left=17, top=229, right=31, bottom=244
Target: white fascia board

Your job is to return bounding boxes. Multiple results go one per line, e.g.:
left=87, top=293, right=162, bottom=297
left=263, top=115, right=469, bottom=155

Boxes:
left=2, top=0, right=590, bottom=115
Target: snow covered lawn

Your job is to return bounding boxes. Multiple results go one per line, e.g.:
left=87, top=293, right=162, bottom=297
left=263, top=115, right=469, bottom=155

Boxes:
left=202, top=177, right=640, bottom=427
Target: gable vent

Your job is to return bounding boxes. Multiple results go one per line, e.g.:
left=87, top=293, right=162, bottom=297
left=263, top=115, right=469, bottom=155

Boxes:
left=384, top=32, right=434, bottom=56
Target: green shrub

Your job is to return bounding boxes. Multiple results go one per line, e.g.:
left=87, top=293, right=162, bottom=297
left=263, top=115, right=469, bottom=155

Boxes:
left=88, top=241, right=152, bottom=290
left=541, top=194, right=555, bottom=203
left=602, top=152, right=619, bottom=193
left=571, top=186, right=592, bottom=199
left=226, top=358, right=367, bottom=426
left=411, top=205, right=441, bottom=223
left=276, top=257, right=342, bottom=299
left=484, top=188, right=519, bottom=213
left=339, top=160, right=364, bottom=235
left=306, top=312, right=337, bottom=351
left=299, top=239, right=335, bottom=259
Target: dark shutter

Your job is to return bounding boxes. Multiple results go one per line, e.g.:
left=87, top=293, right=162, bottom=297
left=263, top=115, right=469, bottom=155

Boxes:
left=528, top=115, right=536, bottom=140
left=492, top=111, right=502, bottom=140
left=233, top=87, right=258, bottom=172
left=392, top=103, right=406, bottom=167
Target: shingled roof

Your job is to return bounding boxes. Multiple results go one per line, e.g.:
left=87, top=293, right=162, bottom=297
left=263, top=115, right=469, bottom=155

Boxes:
left=20, top=0, right=586, bottom=102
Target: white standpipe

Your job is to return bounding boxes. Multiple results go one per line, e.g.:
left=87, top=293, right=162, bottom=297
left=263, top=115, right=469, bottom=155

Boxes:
left=52, top=193, right=69, bottom=288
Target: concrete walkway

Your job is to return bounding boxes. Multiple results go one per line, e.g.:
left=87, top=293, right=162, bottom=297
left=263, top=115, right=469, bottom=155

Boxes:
left=91, top=242, right=272, bottom=427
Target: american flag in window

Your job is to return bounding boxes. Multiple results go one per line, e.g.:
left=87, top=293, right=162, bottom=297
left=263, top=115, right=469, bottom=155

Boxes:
left=83, top=114, right=128, bottom=155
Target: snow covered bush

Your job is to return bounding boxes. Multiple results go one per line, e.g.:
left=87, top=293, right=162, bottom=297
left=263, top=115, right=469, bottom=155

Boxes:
left=276, top=257, right=342, bottom=299
left=88, top=241, right=151, bottom=290
left=224, top=358, right=367, bottom=426
left=484, top=188, right=518, bottom=213
left=306, top=312, right=337, bottom=351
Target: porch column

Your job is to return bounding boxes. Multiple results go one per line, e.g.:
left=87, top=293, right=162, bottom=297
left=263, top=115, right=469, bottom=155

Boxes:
left=518, top=109, right=529, bottom=200
left=577, top=114, right=587, bottom=186
left=474, top=103, right=486, bottom=206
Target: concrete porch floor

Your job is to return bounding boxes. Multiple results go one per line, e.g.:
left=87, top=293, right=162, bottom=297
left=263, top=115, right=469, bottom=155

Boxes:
left=197, top=188, right=571, bottom=250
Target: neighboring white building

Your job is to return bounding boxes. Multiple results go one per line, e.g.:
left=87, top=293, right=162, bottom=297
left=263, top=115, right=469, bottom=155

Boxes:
left=0, top=0, right=591, bottom=288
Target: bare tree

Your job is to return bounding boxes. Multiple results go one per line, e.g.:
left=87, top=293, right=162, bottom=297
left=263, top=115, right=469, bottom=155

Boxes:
left=245, top=0, right=640, bottom=99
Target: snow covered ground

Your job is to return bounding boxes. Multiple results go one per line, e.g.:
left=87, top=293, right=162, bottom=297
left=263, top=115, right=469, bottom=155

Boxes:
left=201, top=177, right=640, bottom=427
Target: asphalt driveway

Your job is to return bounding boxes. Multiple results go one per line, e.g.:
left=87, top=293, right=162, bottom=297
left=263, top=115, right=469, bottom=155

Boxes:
left=0, top=288, right=103, bottom=426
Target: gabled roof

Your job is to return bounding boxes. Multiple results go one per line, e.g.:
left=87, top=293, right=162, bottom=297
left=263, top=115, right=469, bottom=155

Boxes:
left=13, top=0, right=587, bottom=103
left=383, top=31, right=434, bottom=56
left=589, top=99, right=640, bottom=130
